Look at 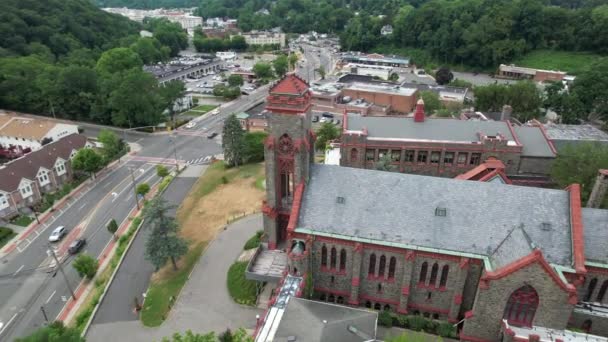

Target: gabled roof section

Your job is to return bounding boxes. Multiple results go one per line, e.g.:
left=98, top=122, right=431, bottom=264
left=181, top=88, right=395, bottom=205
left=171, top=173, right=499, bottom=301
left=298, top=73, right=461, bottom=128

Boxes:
left=0, top=134, right=87, bottom=192
left=490, top=225, right=535, bottom=269
left=455, top=158, right=511, bottom=184
left=582, top=208, right=608, bottom=265
left=269, top=73, right=309, bottom=96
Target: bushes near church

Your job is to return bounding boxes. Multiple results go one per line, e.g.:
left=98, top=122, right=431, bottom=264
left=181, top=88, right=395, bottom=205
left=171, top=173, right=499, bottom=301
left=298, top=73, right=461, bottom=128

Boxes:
left=377, top=311, right=458, bottom=339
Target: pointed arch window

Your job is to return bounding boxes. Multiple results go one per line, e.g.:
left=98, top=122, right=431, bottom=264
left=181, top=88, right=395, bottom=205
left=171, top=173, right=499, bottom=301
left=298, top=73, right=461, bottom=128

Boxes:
left=388, top=257, right=396, bottom=279
left=585, top=278, right=598, bottom=302
left=368, top=254, right=376, bottom=276
left=378, top=255, right=386, bottom=277
left=597, top=280, right=608, bottom=303
left=503, top=285, right=539, bottom=327
left=330, top=247, right=337, bottom=269
left=339, top=249, right=347, bottom=271
left=277, top=134, right=294, bottom=205
left=321, top=245, right=327, bottom=267
left=419, top=262, right=428, bottom=284
left=439, top=265, right=449, bottom=288
left=429, top=263, right=439, bottom=286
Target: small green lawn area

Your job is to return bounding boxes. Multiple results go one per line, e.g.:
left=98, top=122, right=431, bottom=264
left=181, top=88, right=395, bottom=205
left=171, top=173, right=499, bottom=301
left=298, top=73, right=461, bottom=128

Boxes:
left=513, top=50, right=605, bottom=75
left=0, top=227, right=16, bottom=249
left=227, top=261, right=258, bottom=306
left=193, top=162, right=263, bottom=200
left=11, top=215, right=34, bottom=227
left=243, top=230, right=263, bottom=250
left=140, top=242, right=207, bottom=327
left=191, top=104, right=217, bottom=112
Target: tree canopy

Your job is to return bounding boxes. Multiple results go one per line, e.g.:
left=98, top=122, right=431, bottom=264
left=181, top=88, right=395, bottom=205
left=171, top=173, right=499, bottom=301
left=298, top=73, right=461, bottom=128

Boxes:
left=144, top=197, right=188, bottom=271
left=222, top=114, right=246, bottom=167
left=16, top=321, right=84, bottom=342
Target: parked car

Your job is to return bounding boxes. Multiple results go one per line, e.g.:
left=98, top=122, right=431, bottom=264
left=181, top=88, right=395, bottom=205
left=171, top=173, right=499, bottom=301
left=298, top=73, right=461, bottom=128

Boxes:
left=312, top=116, right=319, bottom=122
left=207, top=132, right=218, bottom=139
left=49, top=226, right=67, bottom=242
left=210, top=109, right=220, bottom=115
left=68, top=238, right=86, bottom=254
left=185, top=121, right=196, bottom=129
left=322, top=112, right=334, bottom=118
left=320, top=117, right=328, bottom=123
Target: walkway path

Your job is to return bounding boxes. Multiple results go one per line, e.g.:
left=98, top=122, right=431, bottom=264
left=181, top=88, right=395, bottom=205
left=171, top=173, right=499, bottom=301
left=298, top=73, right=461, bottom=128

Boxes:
left=86, top=213, right=263, bottom=341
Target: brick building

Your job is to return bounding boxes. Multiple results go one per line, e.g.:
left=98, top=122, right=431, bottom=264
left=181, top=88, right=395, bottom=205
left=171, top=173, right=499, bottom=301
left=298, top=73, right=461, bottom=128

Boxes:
left=253, top=74, right=608, bottom=341
left=496, top=64, right=567, bottom=83
left=339, top=99, right=557, bottom=184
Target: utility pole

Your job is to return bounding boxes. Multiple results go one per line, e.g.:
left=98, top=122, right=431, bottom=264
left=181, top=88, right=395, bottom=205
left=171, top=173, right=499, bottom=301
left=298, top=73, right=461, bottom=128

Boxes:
left=40, top=306, right=48, bottom=323
left=169, top=136, right=180, bottom=172
left=128, top=166, right=140, bottom=210
left=48, top=248, right=76, bottom=300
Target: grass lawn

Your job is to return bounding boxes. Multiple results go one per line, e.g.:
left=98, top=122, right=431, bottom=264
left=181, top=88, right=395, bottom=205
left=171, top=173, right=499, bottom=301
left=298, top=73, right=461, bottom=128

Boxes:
left=0, top=227, right=16, bottom=249
left=191, top=104, right=218, bottom=112
left=191, top=162, right=263, bottom=201
left=513, top=50, right=605, bottom=75
left=141, top=242, right=206, bottom=327
left=227, top=261, right=258, bottom=306
left=11, top=215, right=34, bottom=227
left=243, top=230, right=263, bottom=250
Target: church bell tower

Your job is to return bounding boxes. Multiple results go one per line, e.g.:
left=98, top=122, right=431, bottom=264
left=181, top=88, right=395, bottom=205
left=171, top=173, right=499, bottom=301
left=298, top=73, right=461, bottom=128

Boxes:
left=262, top=74, right=315, bottom=250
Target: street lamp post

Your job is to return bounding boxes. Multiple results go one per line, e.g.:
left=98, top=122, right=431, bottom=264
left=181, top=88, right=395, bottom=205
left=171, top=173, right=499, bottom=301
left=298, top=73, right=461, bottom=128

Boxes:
left=128, top=166, right=140, bottom=210
left=47, top=247, right=76, bottom=300
left=169, top=136, right=180, bottom=172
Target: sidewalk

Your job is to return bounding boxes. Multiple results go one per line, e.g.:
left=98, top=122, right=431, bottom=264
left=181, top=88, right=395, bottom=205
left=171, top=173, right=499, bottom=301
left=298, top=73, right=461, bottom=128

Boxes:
left=86, top=214, right=263, bottom=341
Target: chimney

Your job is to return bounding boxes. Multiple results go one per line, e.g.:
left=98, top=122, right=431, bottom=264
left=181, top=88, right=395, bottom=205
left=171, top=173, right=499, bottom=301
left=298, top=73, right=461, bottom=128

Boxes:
left=501, top=105, right=513, bottom=121
left=414, top=98, right=425, bottom=122
left=587, top=169, right=608, bottom=208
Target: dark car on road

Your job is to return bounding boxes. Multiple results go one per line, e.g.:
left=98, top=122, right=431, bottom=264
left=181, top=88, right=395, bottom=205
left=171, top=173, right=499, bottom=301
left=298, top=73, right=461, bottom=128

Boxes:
left=68, top=238, right=86, bottom=254
left=207, top=132, right=218, bottom=139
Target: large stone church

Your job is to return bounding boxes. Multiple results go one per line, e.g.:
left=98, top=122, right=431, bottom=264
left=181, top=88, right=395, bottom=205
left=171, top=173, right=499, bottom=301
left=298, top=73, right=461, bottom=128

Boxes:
left=260, top=74, right=608, bottom=341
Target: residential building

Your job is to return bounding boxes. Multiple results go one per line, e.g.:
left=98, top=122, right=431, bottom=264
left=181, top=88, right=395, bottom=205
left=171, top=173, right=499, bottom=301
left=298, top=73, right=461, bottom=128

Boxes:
left=240, top=31, right=286, bottom=48
left=248, top=74, right=608, bottom=342
left=543, top=123, right=608, bottom=152
left=0, top=113, right=79, bottom=153
left=497, top=64, right=568, bottom=83
left=0, top=134, right=88, bottom=218
left=381, top=25, right=393, bottom=36
left=339, top=53, right=410, bottom=68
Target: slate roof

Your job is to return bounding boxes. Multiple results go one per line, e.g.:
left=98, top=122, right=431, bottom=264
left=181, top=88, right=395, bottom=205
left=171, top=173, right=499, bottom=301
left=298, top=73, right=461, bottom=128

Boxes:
left=512, top=126, right=556, bottom=157
left=272, top=298, right=378, bottom=342
left=490, top=226, right=535, bottom=269
left=0, top=134, right=87, bottom=192
left=346, top=115, right=516, bottom=143
left=297, top=164, right=574, bottom=267
left=270, top=74, right=309, bottom=96
left=581, top=208, right=608, bottom=264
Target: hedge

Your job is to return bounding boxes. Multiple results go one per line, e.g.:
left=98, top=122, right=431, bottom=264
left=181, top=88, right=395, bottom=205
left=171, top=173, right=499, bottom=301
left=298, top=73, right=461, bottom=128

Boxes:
left=377, top=312, right=458, bottom=339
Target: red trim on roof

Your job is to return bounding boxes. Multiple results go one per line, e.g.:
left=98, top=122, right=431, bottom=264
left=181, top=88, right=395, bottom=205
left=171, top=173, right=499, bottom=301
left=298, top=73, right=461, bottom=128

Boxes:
left=566, top=184, right=587, bottom=274
left=481, top=250, right=577, bottom=298
left=530, top=119, right=558, bottom=155
left=269, top=73, right=309, bottom=95
left=506, top=121, right=522, bottom=146
left=287, top=181, right=305, bottom=233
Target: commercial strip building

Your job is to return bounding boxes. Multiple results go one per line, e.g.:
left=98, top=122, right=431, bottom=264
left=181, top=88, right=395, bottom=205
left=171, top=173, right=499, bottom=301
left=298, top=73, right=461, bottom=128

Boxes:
left=0, top=134, right=89, bottom=219
left=143, top=57, right=223, bottom=85
left=338, top=52, right=410, bottom=68
left=247, top=74, right=608, bottom=342
left=0, top=112, right=79, bottom=156
left=240, top=31, right=286, bottom=48
left=496, top=64, right=571, bottom=83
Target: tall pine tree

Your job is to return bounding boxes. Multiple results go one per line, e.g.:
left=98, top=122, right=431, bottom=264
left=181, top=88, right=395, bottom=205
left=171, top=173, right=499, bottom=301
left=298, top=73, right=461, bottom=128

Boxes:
left=222, top=114, right=245, bottom=167
left=144, top=197, right=187, bottom=271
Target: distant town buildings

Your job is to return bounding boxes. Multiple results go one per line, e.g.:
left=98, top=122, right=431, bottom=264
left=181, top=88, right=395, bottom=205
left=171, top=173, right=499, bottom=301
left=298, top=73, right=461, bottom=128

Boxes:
left=204, top=17, right=237, bottom=28
left=102, top=7, right=203, bottom=34
left=240, top=31, right=286, bottom=48
left=216, top=51, right=237, bottom=61
left=0, top=112, right=80, bottom=155
left=143, top=56, right=223, bottom=85
left=0, top=134, right=89, bottom=219
left=338, top=52, right=410, bottom=68
left=380, top=24, right=393, bottom=36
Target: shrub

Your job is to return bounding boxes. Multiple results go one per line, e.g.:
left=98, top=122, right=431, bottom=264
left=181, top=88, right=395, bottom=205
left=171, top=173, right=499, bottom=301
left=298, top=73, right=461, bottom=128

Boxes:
left=221, top=176, right=229, bottom=184
left=243, top=230, right=263, bottom=250
left=72, top=254, right=98, bottom=279
left=156, top=165, right=169, bottom=178
left=378, top=310, right=393, bottom=327
left=408, top=315, right=428, bottom=332
left=437, top=322, right=457, bottom=338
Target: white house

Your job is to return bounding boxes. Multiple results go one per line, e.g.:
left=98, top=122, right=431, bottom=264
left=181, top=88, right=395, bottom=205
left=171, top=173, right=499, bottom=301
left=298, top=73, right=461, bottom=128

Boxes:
left=0, top=113, right=79, bottom=152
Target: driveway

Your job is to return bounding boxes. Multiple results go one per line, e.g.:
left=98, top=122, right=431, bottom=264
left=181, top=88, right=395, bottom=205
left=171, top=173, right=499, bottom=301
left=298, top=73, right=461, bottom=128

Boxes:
left=86, top=214, right=263, bottom=341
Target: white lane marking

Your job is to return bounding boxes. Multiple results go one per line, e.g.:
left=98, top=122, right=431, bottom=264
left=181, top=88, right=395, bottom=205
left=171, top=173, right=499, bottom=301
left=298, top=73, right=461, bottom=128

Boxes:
left=13, top=265, right=24, bottom=276
left=78, top=202, right=87, bottom=210
left=45, top=290, right=56, bottom=304
left=0, top=312, right=18, bottom=336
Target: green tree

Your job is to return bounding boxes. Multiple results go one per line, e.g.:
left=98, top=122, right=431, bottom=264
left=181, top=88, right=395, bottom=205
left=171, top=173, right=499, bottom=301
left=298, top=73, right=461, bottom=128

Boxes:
left=72, top=254, right=99, bottom=279
left=228, top=74, right=244, bottom=87
left=315, top=122, right=340, bottom=150
left=98, top=129, right=125, bottom=161
left=435, top=67, right=454, bottom=85
left=144, top=197, right=188, bottom=271
left=161, top=328, right=253, bottom=342
left=159, top=80, right=186, bottom=125
left=551, top=143, right=608, bottom=204
left=243, top=131, right=268, bottom=163
left=131, top=37, right=170, bottom=64
left=136, top=183, right=151, bottom=198
left=272, top=55, right=289, bottom=77
left=107, top=218, right=119, bottom=240
left=16, top=321, right=84, bottom=342
left=570, top=59, right=608, bottom=121
left=96, top=47, right=143, bottom=75
left=288, top=54, right=299, bottom=71
left=418, top=91, right=443, bottom=115
left=316, top=65, right=326, bottom=80
left=145, top=18, right=188, bottom=56
left=72, top=148, right=103, bottom=179
left=375, top=154, right=396, bottom=171
left=156, top=165, right=170, bottom=178
left=222, top=114, right=246, bottom=167
left=388, top=73, right=399, bottom=82
left=108, top=69, right=164, bottom=127
left=252, top=62, right=273, bottom=80
left=507, top=81, right=543, bottom=121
